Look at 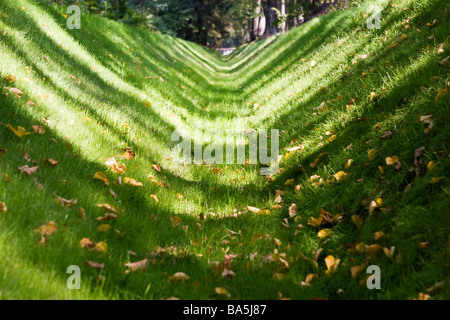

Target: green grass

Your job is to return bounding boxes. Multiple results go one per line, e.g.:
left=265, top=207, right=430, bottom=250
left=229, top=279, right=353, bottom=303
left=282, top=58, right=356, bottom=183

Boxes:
left=0, top=0, right=449, bottom=300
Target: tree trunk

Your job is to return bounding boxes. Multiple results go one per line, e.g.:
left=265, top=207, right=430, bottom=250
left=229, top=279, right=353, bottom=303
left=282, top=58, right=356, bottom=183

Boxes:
left=253, top=0, right=265, bottom=39
left=280, top=0, right=286, bottom=33
left=263, top=0, right=278, bottom=37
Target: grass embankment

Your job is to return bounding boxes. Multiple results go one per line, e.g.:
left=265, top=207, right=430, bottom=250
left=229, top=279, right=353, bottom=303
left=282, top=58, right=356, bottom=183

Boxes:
left=0, top=0, right=449, bottom=299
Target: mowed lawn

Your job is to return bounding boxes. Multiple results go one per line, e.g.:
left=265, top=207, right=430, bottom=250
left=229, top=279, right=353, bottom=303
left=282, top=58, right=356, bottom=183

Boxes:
left=0, top=0, right=449, bottom=299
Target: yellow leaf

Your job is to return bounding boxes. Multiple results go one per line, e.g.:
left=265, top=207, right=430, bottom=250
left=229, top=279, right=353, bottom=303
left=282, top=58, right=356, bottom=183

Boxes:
left=4, top=74, right=15, bottom=82
left=98, top=224, right=111, bottom=232
left=94, top=241, right=108, bottom=252
left=355, top=242, right=366, bottom=253
left=429, top=177, right=444, bottom=184
left=34, top=221, right=57, bottom=236
left=351, top=215, right=363, bottom=228
left=327, top=135, right=337, bottom=142
left=257, top=209, right=271, bottom=215
left=93, top=171, right=110, bottom=186
left=6, top=124, right=30, bottom=139
left=435, top=88, right=448, bottom=101
left=105, top=157, right=126, bottom=173
left=368, top=149, right=376, bottom=161
left=284, top=179, right=295, bottom=186
left=318, top=229, right=332, bottom=239
left=378, top=166, right=385, bottom=174
left=374, top=231, right=385, bottom=241
left=177, top=193, right=183, bottom=200
left=333, top=171, right=348, bottom=183
left=151, top=194, right=159, bottom=202
left=370, top=92, right=376, bottom=102
left=427, top=161, right=436, bottom=171
left=124, top=177, right=143, bottom=187
left=324, top=255, right=340, bottom=273
left=386, top=155, right=399, bottom=165
left=345, top=159, right=353, bottom=169
left=170, top=216, right=182, bottom=227
left=215, top=287, right=231, bottom=298
left=0, top=202, right=7, bottom=213
left=376, top=198, right=383, bottom=207
left=305, top=274, right=319, bottom=283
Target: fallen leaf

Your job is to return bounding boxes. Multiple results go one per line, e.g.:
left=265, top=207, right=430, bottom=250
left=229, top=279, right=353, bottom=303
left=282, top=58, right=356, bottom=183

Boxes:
left=105, top=157, right=126, bottom=173
left=151, top=194, right=159, bottom=202
left=386, top=155, right=400, bottom=165
left=285, top=203, right=297, bottom=218
left=333, top=171, right=348, bottom=183
left=93, top=171, right=109, bottom=186
left=374, top=231, right=386, bottom=241
left=124, top=177, right=143, bottom=187
left=152, top=164, right=162, bottom=173
left=324, top=255, right=340, bottom=273
left=351, top=215, right=363, bottom=228
left=170, top=216, right=182, bottom=227
left=124, top=259, right=148, bottom=272
left=94, top=241, right=108, bottom=252
left=31, top=125, right=45, bottom=134
left=98, top=224, right=111, bottom=232
left=18, top=165, right=38, bottom=176
left=84, top=260, right=104, bottom=269
left=97, top=203, right=117, bottom=213
left=6, top=124, right=30, bottom=138
left=215, top=287, right=231, bottom=298
left=34, top=221, right=57, bottom=236
left=0, top=202, right=7, bottom=212
left=429, top=177, right=444, bottom=184
left=80, top=238, right=95, bottom=249
left=44, top=158, right=59, bottom=167
left=368, top=149, right=376, bottom=161
left=169, top=272, right=190, bottom=282
left=318, top=229, right=332, bottom=239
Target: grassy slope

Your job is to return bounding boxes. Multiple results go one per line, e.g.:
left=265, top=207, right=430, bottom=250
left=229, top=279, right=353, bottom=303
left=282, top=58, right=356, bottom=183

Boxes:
left=0, top=0, right=449, bottom=299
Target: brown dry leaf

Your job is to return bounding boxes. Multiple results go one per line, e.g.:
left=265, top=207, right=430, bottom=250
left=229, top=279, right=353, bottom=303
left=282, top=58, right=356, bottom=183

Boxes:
left=151, top=194, right=159, bottom=202
left=105, top=157, right=126, bottom=174
left=124, top=177, right=143, bottom=187
left=84, top=260, right=104, bottom=269
left=44, top=158, right=59, bottom=167
left=0, top=202, right=7, bottom=213
left=96, top=213, right=118, bottom=221
left=31, top=125, right=45, bottom=134
left=351, top=262, right=368, bottom=278
left=18, top=165, right=38, bottom=176
left=366, top=244, right=382, bottom=256
left=43, top=56, right=50, bottom=62
left=288, top=203, right=298, bottom=217
left=286, top=145, right=304, bottom=152
left=152, top=164, right=162, bottom=173
left=80, top=237, right=95, bottom=249
left=176, top=193, right=183, bottom=200
left=0, top=149, right=6, bottom=156
left=93, top=171, right=109, bottom=186
left=6, top=87, right=23, bottom=98
left=345, top=159, right=353, bottom=169
left=170, top=216, right=182, bottom=227
left=124, top=259, right=148, bottom=272
left=34, top=221, right=57, bottom=236
left=426, top=281, right=445, bottom=294
left=97, top=203, right=118, bottom=213
left=53, top=194, right=77, bottom=208
left=274, top=190, right=285, bottom=203
left=383, top=246, right=395, bottom=260
left=121, top=149, right=136, bottom=160
left=169, top=272, right=190, bottom=282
